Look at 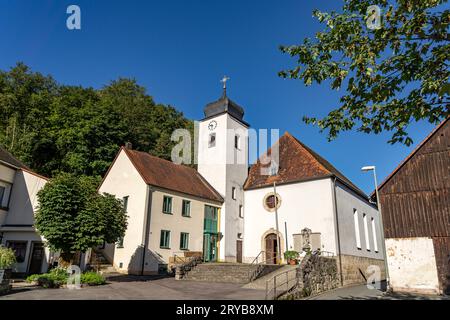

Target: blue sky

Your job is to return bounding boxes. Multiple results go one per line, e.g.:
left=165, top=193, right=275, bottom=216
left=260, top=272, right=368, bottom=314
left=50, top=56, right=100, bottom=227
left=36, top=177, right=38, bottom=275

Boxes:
left=0, top=0, right=439, bottom=194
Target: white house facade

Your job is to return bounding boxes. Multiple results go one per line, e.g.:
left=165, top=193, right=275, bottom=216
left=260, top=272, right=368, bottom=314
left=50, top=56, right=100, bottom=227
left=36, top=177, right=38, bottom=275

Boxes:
left=0, top=147, right=49, bottom=275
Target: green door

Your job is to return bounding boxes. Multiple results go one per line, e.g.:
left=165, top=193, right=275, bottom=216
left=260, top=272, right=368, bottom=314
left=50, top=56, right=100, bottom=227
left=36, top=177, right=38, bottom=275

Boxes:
left=203, top=233, right=218, bottom=262
left=203, top=205, right=219, bottom=262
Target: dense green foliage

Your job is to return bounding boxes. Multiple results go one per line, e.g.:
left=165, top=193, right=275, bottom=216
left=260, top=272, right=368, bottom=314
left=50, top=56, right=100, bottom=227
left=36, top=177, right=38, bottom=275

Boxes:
left=26, top=268, right=106, bottom=288
left=0, top=245, right=17, bottom=269
left=35, top=174, right=127, bottom=260
left=280, top=0, right=449, bottom=145
left=0, top=62, right=193, bottom=177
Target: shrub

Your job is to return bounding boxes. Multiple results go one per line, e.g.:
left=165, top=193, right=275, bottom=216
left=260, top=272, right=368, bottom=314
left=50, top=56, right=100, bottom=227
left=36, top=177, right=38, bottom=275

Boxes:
left=284, top=250, right=299, bottom=260
left=81, top=272, right=105, bottom=286
left=0, top=246, right=17, bottom=269
left=26, top=269, right=106, bottom=288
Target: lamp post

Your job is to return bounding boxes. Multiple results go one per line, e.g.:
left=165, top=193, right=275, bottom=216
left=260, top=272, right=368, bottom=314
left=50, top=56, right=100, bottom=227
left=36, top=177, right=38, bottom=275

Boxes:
left=361, top=165, right=390, bottom=290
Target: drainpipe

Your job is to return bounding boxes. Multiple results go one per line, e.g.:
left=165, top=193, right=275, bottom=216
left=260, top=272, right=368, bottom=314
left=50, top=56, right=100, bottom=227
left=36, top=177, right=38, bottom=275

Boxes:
left=332, top=177, right=344, bottom=286
left=141, top=185, right=153, bottom=275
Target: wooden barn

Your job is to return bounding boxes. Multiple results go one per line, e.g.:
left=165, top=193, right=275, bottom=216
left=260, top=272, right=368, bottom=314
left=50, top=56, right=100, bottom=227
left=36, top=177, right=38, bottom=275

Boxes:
left=376, top=118, right=449, bottom=295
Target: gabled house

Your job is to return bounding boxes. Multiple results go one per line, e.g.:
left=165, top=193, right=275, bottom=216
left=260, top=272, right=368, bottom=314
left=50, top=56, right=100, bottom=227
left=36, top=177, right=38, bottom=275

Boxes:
left=98, top=145, right=223, bottom=275
left=376, top=118, right=449, bottom=295
left=0, top=147, right=49, bottom=275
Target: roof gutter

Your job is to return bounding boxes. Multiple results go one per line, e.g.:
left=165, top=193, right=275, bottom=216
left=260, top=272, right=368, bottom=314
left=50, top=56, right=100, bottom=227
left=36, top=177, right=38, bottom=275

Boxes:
left=141, top=185, right=154, bottom=275
left=331, top=176, right=344, bottom=286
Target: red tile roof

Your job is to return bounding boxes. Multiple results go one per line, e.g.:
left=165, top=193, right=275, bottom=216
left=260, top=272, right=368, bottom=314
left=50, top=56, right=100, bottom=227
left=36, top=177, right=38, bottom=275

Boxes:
left=244, top=132, right=366, bottom=197
left=122, top=148, right=223, bottom=203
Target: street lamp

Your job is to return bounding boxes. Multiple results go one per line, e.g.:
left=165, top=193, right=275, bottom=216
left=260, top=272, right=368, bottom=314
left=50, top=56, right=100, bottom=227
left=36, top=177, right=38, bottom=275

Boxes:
left=361, top=165, right=390, bottom=291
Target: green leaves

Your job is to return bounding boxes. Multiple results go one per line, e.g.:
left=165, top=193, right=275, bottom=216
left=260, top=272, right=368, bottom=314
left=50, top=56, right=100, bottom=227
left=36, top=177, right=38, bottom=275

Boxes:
left=0, top=63, right=193, bottom=177
left=280, top=0, right=449, bottom=145
left=35, top=174, right=128, bottom=255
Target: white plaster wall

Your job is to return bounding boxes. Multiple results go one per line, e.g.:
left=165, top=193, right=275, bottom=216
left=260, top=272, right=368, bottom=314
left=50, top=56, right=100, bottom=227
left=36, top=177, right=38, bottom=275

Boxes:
left=1, top=231, right=50, bottom=274
left=386, top=237, right=440, bottom=294
left=334, top=181, right=384, bottom=260
left=148, top=188, right=221, bottom=266
left=243, top=178, right=336, bottom=262
left=198, top=113, right=248, bottom=261
left=0, top=163, right=16, bottom=226
left=6, top=170, right=47, bottom=226
left=98, top=149, right=148, bottom=273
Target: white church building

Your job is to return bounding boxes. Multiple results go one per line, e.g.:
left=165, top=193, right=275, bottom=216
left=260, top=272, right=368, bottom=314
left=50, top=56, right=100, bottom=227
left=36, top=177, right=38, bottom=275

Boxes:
left=99, top=87, right=386, bottom=282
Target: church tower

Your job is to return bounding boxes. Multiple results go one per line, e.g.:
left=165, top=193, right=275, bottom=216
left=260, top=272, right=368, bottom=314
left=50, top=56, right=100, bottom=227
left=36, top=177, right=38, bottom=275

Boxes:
left=198, top=78, right=249, bottom=262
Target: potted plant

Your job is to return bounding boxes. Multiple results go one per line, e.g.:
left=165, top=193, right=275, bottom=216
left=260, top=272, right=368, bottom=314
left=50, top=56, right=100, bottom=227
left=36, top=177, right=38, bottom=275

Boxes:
left=0, top=245, right=17, bottom=293
left=284, top=250, right=299, bottom=265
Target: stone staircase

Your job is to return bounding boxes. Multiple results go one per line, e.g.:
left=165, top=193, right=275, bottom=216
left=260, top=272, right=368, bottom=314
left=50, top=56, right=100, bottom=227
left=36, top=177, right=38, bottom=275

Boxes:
left=182, top=263, right=282, bottom=284
left=90, top=250, right=120, bottom=275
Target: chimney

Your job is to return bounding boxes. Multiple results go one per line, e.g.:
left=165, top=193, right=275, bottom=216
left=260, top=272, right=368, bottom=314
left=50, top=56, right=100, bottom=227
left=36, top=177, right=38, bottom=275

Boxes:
left=125, top=142, right=133, bottom=150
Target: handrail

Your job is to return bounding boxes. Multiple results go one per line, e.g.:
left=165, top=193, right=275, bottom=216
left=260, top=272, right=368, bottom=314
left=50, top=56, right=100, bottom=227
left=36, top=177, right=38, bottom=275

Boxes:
left=248, top=251, right=267, bottom=282
left=265, top=267, right=298, bottom=300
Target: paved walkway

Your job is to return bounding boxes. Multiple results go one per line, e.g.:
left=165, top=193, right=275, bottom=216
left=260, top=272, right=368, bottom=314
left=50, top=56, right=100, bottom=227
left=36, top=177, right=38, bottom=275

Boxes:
left=0, top=276, right=266, bottom=300
left=308, top=284, right=449, bottom=300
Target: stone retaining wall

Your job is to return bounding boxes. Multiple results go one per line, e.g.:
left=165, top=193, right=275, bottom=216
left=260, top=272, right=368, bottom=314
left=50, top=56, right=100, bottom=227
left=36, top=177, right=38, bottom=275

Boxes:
left=339, top=254, right=385, bottom=286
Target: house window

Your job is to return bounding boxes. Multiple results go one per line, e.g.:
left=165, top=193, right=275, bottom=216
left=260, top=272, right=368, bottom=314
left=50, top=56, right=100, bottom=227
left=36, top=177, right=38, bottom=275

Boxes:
left=6, top=241, right=27, bottom=263
left=239, top=205, right=243, bottom=218
left=160, top=230, right=171, bottom=248
left=0, top=181, right=12, bottom=208
left=363, top=214, right=371, bottom=251
left=234, top=135, right=240, bottom=149
left=353, top=210, right=361, bottom=249
left=117, top=237, right=124, bottom=248
left=204, top=205, right=219, bottom=233
left=180, top=232, right=189, bottom=250
left=208, top=133, right=216, bottom=148
left=232, top=187, right=236, bottom=200
left=122, top=196, right=129, bottom=212
left=182, top=200, right=191, bottom=217
left=162, top=196, right=172, bottom=214
left=371, top=217, right=378, bottom=252
left=237, top=233, right=243, bottom=239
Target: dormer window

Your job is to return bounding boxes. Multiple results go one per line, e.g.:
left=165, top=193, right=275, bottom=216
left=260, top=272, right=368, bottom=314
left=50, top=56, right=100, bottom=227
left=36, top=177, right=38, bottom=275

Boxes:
left=209, top=133, right=216, bottom=148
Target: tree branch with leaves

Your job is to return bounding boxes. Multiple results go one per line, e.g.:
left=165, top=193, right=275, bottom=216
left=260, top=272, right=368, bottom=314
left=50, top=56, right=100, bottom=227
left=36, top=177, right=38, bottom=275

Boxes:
left=279, top=0, right=449, bottom=145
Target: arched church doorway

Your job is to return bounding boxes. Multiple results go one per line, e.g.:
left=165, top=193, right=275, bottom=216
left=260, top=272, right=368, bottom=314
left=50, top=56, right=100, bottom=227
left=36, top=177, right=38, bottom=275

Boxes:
left=265, top=233, right=279, bottom=264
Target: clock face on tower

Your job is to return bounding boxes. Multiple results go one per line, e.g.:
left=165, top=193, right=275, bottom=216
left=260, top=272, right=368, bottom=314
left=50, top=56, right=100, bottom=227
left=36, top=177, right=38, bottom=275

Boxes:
left=208, top=120, right=217, bottom=131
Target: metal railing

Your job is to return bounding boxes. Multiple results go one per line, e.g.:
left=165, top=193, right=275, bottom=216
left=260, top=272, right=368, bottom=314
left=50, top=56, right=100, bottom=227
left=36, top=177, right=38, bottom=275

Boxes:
left=248, top=251, right=269, bottom=282
left=265, top=267, right=298, bottom=300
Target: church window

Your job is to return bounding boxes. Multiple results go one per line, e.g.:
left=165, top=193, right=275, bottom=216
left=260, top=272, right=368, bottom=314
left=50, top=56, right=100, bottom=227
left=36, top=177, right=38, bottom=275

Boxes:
left=263, top=193, right=281, bottom=212
left=232, top=187, right=236, bottom=200
left=163, top=196, right=172, bottom=214
left=160, top=230, right=171, bottom=248
left=363, top=214, right=371, bottom=251
left=353, top=209, right=361, bottom=249
left=239, top=205, right=243, bottom=218
left=182, top=200, right=191, bottom=217
left=208, top=133, right=216, bottom=148
left=235, top=135, right=241, bottom=150
left=122, top=196, right=129, bottom=212
left=180, top=232, right=189, bottom=250
left=371, top=217, right=378, bottom=252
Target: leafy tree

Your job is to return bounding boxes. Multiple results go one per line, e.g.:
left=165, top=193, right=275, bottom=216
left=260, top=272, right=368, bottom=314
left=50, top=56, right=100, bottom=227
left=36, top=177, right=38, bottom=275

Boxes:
left=35, top=174, right=127, bottom=264
left=279, top=0, right=449, bottom=145
left=0, top=63, right=193, bottom=176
